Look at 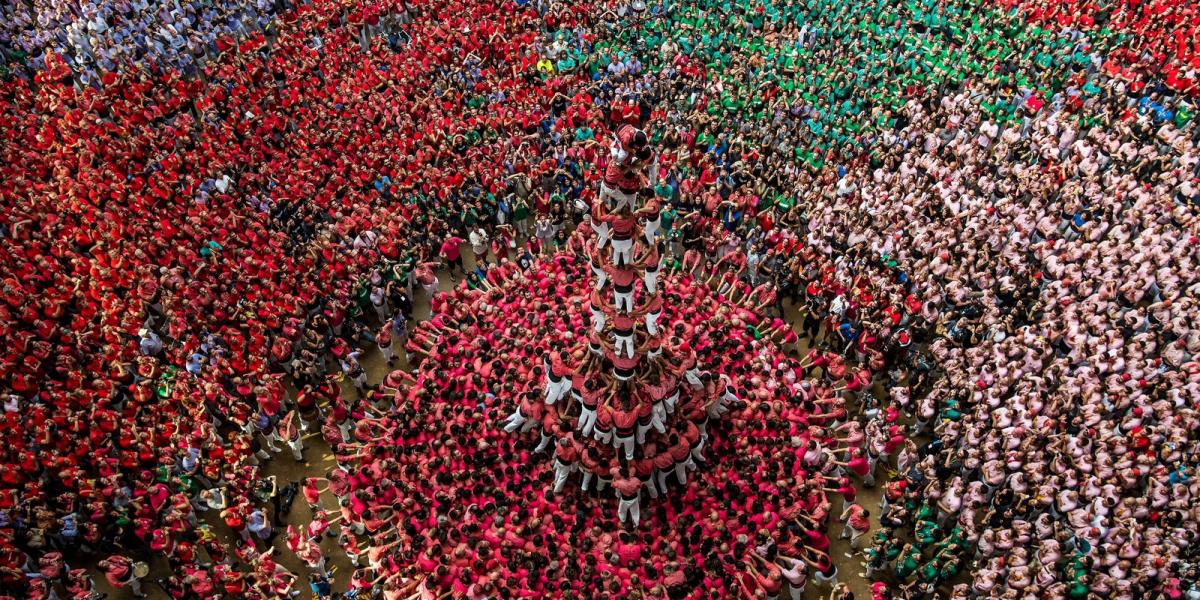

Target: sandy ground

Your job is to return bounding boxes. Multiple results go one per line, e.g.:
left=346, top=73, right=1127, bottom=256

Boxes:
left=84, top=248, right=887, bottom=600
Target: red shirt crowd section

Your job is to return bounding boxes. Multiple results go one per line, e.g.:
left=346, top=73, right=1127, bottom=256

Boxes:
left=0, top=0, right=614, bottom=586
left=998, top=0, right=1200, bottom=93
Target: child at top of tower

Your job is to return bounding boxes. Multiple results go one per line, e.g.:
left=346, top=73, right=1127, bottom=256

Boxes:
left=603, top=124, right=653, bottom=210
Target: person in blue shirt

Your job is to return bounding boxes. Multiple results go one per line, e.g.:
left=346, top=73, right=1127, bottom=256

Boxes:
left=1137, top=94, right=1173, bottom=123
left=309, top=574, right=332, bottom=598
left=497, top=195, right=513, bottom=225
left=139, top=329, right=164, bottom=356
left=719, top=202, right=743, bottom=233
left=837, top=320, right=861, bottom=350
left=517, top=248, right=535, bottom=270
left=59, top=513, right=79, bottom=545
left=1168, top=464, right=1189, bottom=485
left=186, top=352, right=206, bottom=376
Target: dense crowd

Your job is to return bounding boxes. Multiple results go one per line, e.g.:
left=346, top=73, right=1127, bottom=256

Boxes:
left=0, top=0, right=562, bottom=596
left=0, top=0, right=414, bottom=82
left=1, top=0, right=282, bottom=81
left=312, top=244, right=846, bottom=598
left=0, top=0, right=1198, bottom=597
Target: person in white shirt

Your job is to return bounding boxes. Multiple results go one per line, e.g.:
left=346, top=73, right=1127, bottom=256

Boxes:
left=469, top=227, right=490, bottom=266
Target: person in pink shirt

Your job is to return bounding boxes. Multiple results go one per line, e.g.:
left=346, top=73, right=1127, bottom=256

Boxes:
left=611, top=466, right=643, bottom=527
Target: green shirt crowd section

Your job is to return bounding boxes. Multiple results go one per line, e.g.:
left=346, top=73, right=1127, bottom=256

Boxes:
left=559, top=0, right=1166, bottom=179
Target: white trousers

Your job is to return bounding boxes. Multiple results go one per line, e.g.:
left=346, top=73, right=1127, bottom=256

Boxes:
left=545, top=377, right=569, bottom=405
left=421, top=277, right=439, bottom=297
left=643, top=269, right=659, bottom=294
left=503, top=408, right=527, bottom=433
left=553, top=460, right=575, bottom=493
left=665, top=390, right=680, bottom=414
left=643, top=213, right=661, bottom=245
left=675, top=461, right=689, bottom=485
left=651, top=401, right=666, bottom=432
left=614, top=288, right=634, bottom=313
left=636, top=421, right=650, bottom=444
left=643, top=474, right=661, bottom=499
left=645, top=310, right=661, bottom=335
left=591, top=260, right=607, bottom=290
left=601, top=182, right=637, bottom=212
left=813, top=569, right=837, bottom=589
left=617, top=496, right=641, bottom=527
left=592, top=306, right=606, bottom=332
left=595, top=221, right=612, bottom=249
left=691, top=434, right=707, bottom=462
left=578, top=405, right=597, bottom=437
left=611, top=237, right=634, bottom=265
left=723, top=386, right=740, bottom=406
left=614, top=333, right=635, bottom=358
left=789, top=583, right=804, bottom=600
left=614, top=433, right=635, bottom=460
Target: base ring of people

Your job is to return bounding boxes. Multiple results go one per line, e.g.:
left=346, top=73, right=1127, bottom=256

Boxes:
left=371, top=247, right=836, bottom=597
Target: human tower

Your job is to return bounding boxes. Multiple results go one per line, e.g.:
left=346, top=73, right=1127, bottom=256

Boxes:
left=504, top=125, right=739, bottom=527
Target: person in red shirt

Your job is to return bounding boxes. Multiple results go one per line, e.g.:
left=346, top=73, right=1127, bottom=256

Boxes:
left=97, top=555, right=146, bottom=598
left=440, top=235, right=466, bottom=278
left=611, top=466, right=643, bottom=527
left=552, top=434, right=580, bottom=494
left=839, top=502, right=872, bottom=551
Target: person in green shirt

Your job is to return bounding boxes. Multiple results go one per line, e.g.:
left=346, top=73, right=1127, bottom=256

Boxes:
left=914, top=516, right=940, bottom=547
left=1175, top=102, right=1194, bottom=129
left=511, top=197, right=531, bottom=238
left=460, top=202, right=480, bottom=229
left=659, top=203, right=678, bottom=236
left=936, top=556, right=961, bottom=581
left=917, top=558, right=941, bottom=583
left=465, top=270, right=486, bottom=290
left=895, top=543, right=922, bottom=580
